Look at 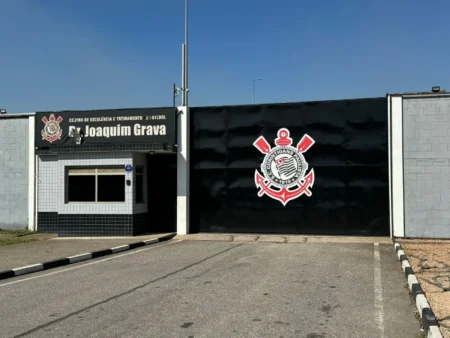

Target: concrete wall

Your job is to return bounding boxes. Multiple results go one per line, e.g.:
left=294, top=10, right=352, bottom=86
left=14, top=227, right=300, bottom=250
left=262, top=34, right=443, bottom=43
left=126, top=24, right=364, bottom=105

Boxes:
left=403, top=96, right=450, bottom=238
left=0, top=117, right=29, bottom=230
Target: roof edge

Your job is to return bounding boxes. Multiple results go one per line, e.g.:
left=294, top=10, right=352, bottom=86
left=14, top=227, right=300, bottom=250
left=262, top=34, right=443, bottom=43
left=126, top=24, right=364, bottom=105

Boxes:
left=0, top=112, right=35, bottom=118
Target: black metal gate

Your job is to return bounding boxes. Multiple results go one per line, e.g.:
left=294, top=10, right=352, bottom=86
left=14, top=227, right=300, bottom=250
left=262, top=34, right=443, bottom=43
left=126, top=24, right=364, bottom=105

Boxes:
left=190, top=97, right=389, bottom=236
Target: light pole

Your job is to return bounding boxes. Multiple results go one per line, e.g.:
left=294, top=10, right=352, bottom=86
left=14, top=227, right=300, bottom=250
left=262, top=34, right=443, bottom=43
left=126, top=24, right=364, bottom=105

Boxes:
left=181, top=0, right=189, bottom=107
left=253, top=78, right=262, bottom=104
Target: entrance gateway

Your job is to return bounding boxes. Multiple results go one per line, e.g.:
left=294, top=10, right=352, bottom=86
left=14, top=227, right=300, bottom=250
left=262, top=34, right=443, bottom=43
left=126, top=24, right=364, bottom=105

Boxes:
left=28, top=97, right=389, bottom=237
left=35, top=108, right=177, bottom=237
left=189, top=97, right=389, bottom=236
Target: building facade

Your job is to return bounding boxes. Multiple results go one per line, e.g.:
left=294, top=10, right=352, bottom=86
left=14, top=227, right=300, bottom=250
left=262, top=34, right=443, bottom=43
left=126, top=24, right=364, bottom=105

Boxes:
left=1, top=91, right=449, bottom=238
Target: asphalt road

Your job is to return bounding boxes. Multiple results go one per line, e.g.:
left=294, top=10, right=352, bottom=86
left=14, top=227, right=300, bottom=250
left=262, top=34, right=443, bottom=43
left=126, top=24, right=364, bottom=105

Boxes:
left=0, top=240, right=421, bottom=338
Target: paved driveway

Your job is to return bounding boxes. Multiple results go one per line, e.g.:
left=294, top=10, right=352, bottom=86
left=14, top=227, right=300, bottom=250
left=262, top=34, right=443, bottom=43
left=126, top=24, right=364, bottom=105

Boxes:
left=0, top=240, right=420, bottom=338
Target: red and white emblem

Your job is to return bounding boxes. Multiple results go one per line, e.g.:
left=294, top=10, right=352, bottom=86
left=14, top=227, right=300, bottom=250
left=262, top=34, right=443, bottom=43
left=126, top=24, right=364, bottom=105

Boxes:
left=254, top=128, right=315, bottom=206
left=41, top=114, right=63, bottom=143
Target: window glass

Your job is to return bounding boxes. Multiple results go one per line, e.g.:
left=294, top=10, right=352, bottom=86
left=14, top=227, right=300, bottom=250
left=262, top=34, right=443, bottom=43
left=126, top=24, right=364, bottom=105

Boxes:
left=98, top=175, right=125, bottom=202
left=68, top=176, right=96, bottom=201
left=66, top=166, right=125, bottom=203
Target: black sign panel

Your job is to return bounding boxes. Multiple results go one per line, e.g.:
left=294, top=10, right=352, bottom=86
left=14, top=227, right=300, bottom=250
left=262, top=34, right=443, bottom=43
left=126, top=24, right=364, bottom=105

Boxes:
left=35, top=107, right=176, bottom=147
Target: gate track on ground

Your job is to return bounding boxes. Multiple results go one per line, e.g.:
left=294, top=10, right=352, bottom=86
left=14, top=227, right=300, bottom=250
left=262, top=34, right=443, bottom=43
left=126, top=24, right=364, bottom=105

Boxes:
left=12, top=242, right=244, bottom=338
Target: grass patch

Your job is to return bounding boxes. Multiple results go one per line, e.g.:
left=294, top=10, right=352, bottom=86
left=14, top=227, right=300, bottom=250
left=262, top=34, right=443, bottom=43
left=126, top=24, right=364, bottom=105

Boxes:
left=0, top=228, right=36, bottom=237
left=0, top=237, right=38, bottom=246
left=0, top=228, right=39, bottom=245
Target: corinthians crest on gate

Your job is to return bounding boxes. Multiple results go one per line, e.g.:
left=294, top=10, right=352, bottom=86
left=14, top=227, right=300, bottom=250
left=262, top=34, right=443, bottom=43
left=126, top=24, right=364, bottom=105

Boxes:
left=41, top=114, right=63, bottom=143
left=253, top=128, right=315, bottom=206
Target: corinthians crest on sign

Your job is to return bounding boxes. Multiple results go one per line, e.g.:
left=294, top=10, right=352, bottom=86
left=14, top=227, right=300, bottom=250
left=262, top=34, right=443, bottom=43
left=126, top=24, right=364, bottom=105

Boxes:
left=41, top=114, right=63, bottom=143
left=254, top=128, right=315, bottom=206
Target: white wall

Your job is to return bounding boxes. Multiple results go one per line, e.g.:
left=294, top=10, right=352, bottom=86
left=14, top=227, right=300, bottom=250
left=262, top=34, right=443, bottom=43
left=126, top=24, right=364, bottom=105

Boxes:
left=177, top=106, right=190, bottom=235
left=389, top=95, right=405, bottom=237
left=38, top=152, right=134, bottom=215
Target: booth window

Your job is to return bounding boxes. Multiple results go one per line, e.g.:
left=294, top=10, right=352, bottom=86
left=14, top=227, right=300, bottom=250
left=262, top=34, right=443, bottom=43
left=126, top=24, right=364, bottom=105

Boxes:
left=135, top=167, right=144, bottom=203
left=67, top=167, right=125, bottom=202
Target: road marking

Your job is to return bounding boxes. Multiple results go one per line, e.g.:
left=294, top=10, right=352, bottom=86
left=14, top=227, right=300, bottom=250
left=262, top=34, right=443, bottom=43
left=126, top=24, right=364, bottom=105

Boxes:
left=0, top=240, right=182, bottom=288
left=374, top=243, right=385, bottom=337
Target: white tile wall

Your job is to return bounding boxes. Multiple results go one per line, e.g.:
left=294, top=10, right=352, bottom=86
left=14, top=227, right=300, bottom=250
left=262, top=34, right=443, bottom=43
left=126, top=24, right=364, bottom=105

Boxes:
left=38, top=151, right=138, bottom=215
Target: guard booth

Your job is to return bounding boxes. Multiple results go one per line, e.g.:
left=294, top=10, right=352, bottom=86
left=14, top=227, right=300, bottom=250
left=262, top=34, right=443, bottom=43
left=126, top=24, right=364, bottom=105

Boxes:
left=34, top=107, right=177, bottom=237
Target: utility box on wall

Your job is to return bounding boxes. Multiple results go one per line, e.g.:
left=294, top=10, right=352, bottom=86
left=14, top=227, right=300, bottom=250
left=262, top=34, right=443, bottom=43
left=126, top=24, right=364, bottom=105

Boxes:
left=389, top=91, right=450, bottom=238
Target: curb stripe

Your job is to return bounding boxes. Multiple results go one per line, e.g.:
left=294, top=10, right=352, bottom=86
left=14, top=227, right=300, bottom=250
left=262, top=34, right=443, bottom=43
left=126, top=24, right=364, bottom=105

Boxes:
left=143, top=239, right=158, bottom=245
left=91, top=248, right=114, bottom=258
left=0, top=233, right=176, bottom=282
left=411, top=282, right=424, bottom=300
left=68, top=253, right=92, bottom=264
left=43, top=258, right=71, bottom=270
left=423, top=308, right=439, bottom=329
left=404, top=266, right=414, bottom=278
left=408, top=274, right=419, bottom=288
left=13, top=264, right=44, bottom=276
left=128, top=242, right=146, bottom=250
left=0, top=270, right=15, bottom=281
left=429, top=327, right=443, bottom=337
left=111, top=245, right=130, bottom=254
left=401, top=260, right=411, bottom=271
left=416, top=294, right=430, bottom=313
left=393, top=241, right=443, bottom=338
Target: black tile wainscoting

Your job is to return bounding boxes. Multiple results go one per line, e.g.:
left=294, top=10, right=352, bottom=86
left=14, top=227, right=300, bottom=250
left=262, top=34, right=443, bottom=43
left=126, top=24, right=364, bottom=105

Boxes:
left=37, top=213, right=149, bottom=237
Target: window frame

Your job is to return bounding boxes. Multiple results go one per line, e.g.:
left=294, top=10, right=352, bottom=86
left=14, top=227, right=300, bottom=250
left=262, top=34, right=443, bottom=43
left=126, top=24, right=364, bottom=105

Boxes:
left=66, top=166, right=126, bottom=204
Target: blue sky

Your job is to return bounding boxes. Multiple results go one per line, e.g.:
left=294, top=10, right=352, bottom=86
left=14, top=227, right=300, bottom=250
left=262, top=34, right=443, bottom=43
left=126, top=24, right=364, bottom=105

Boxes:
left=1, top=0, right=450, bottom=113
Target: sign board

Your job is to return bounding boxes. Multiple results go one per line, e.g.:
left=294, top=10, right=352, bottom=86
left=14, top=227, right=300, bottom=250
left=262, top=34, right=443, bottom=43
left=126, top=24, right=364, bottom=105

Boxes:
left=125, top=165, right=133, bottom=173
left=35, top=107, right=176, bottom=147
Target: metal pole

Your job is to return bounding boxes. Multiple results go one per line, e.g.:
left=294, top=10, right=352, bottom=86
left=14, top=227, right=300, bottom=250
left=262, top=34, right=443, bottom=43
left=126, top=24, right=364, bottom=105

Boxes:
left=173, top=83, right=176, bottom=107
left=185, top=0, right=188, bottom=107
left=181, top=44, right=186, bottom=106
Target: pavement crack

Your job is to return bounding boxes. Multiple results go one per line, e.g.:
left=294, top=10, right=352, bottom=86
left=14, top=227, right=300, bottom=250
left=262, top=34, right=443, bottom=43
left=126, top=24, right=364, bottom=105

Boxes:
left=11, top=243, right=244, bottom=338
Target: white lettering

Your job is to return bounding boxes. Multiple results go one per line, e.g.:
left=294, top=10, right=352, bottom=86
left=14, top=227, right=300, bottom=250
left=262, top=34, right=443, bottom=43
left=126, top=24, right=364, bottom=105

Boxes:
left=88, top=126, right=96, bottom=137
left=133, top=124, right=167, bottom=136
left=121, top=126, right=131, bottom=136
left=134, top=124, right=141, bottom=136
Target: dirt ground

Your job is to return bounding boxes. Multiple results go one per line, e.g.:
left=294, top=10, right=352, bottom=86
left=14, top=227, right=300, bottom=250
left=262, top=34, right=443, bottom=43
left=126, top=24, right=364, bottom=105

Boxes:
left=398, top=239, right=450, bottom=338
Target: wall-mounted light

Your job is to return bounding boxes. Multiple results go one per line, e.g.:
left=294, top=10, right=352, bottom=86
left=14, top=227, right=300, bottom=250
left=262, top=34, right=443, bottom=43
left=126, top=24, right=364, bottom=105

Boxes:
left=432, top=86, right=441, bottom=93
